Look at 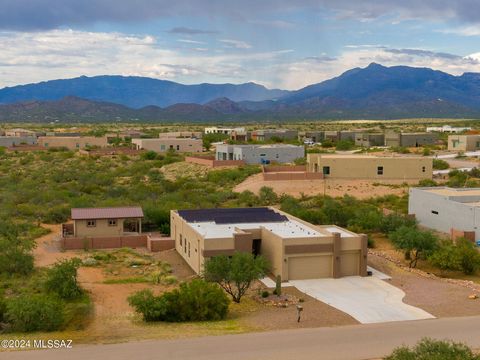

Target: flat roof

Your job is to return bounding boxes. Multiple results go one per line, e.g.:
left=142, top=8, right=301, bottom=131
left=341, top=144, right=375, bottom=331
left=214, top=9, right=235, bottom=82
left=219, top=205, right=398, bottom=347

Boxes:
left=178, top=208, right=355, bottom=239
left=189, top=219, right=325, bottom=239
left=308, top=154, right=428, bottom=159
left=414, top=187, right=480, bottom=197
left=71, top=206, right=144, bottom=220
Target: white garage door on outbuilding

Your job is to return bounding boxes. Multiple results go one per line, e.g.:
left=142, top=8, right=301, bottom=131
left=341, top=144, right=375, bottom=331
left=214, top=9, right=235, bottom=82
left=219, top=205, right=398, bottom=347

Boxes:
left=288, top=255, right=332, bottom=280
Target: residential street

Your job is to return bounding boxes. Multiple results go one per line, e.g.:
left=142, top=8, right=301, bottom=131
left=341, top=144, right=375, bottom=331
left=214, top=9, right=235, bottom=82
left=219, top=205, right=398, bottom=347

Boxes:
left=6, top=315, right=480, bottom=360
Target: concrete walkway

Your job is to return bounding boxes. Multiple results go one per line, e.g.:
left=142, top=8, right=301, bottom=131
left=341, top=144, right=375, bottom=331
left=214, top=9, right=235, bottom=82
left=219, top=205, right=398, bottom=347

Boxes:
left=290, top=276, right=434, bottom=324
left=6, top=316, right=480, bottom=360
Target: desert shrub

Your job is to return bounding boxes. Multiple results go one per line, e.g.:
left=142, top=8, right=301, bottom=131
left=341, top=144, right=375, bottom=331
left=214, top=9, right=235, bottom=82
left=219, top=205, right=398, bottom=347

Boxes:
left=433, top=158, right=449, bottom=170
left=389, top=226, right=438, bottom=268
left=141, top=150, right=158, bottom=160
left=45, top=258, right=82, bottom=300
left=128, top=279, right=229, bottom=322
left=335, top=139, right=355, bottom=151
left=6, top=294, right=65, bottom=332
left=380, top=213, right=417, bottom=234
left=43, top=205, right=70, bottom=224
left=258, top=186, right=278, bottom=205
left=422, top=147, right=432, bottom=156
left=418, top=179, right=437, bottom=187
left=385, top=338, right=480, bottom=360
left=261, top=290, right=269, bottom=298
left=203, top=252, right=270, bottom=303
left=0, top=221, right=35, bottom=275
left=0, top=294, right=6, bottom=323
left=320, top=139, right=334, bottom=148
left=429, top=240, right=460, bottom=273
left=456, top=238, right=480, bottom=275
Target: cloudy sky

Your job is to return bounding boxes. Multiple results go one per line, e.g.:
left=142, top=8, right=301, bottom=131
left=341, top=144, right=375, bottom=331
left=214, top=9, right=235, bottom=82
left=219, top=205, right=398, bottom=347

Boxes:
left=3, top=0, right=480, bottom=89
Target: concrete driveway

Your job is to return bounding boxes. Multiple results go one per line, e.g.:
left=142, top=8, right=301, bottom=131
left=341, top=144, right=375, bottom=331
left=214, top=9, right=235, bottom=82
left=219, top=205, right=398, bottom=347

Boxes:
left=290, top=276, right=434, bottom=324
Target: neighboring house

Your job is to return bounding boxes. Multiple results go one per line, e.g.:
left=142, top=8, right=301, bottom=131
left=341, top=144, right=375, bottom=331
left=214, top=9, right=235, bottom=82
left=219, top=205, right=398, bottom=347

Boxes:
left=4, top=128, right=36, bottom=137
left=384, top=130, right=438, bottom=147
left=250, top=129, right=298, bottom=142
left=205, top=126, right=245, bottom=135
left=307, top=154, right=432, bottom=180
left=426, top=125, right=471, bottom=133
left=38, top=136, right=108, bottom=150
left=131, top=138, right=203, bottom=153
left=171, top=207, right=368, bottom=280
left=230, top=129, right=251, bottom=142
left=67, top=206, right=144, bottom=238
left=62, top=206, right=175, bottom=252
left=447, top=134, right=480, bottom=151
left=408, top=187, right=480, bottom=242
left=216, top=144, right=304, bottom=164
left=0, top=136, right=37, bottom=147
left=45, top=132, right=81, bottom=137
left=339, top=131, right=356, bottom=142
left=324, top=131, right=340, bottom=142
left=298, top=131, right=325, bottom=143
left=354, top=132, right=385, bottom=147
left=158, top=131, right=203, bottom=139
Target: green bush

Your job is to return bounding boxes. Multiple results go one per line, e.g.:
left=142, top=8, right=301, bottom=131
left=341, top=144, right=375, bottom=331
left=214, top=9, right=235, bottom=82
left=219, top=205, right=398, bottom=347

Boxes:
left=433, top=158, right=449, bottom=170
left=45, top=258, right=82, bottom=300
left=129, top=279, right=229, bottom=322
left=385, top=338, right=480, bottom=360
left=0, top=221, right=35, bottom=275
left=141, top=150, right=158, bottom=160
left=389, top=226, right=438, bottom=268
left=380, top=214, right=417, bottom=234
left=259, top=186, right=278, bottom=205
left=335, top=139, right=355, bottom=151
left=203, top=252, right=270, bottom=303
left=6, top=294, right=65, bottom=332
left=457, top=238, right=480, bottom=275
left=418, top=179, right=437, bottom=187
left=0, top=294, right=6, bottom=323
left=261, top=290, right=269, bottom=298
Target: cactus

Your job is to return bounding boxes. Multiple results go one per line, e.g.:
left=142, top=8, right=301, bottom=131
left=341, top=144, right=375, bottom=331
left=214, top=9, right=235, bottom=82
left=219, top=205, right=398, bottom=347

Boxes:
left=274, top=275, right=282, bottom=296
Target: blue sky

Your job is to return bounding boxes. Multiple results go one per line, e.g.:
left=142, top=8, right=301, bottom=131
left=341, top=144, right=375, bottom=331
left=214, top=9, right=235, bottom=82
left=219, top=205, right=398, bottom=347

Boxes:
left=2, top=0, right=480, bottom=89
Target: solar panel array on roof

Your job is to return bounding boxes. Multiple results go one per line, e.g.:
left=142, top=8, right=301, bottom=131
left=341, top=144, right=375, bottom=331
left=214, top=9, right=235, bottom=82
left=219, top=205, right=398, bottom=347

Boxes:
left=178, top=208, right=287, bottom=224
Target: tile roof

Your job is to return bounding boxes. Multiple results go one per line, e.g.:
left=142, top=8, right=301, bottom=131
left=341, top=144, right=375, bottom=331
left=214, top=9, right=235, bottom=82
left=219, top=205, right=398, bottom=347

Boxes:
left=71, top=206, right=143, bottom=220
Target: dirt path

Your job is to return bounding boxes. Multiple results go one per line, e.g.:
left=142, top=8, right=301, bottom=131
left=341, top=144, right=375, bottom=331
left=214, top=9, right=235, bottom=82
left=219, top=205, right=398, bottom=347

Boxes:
left=234, top=173, right=409, bottom=199
left=33, top=224, right=81, bottom=267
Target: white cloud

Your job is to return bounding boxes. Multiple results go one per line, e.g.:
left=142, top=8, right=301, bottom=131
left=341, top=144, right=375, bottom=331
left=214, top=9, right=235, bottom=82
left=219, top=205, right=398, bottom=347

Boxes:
left=219, top=39, right=252, bottom=49
left=177, top=39, right=206, bottom=45
left=438, top=26, right=480, bottom=37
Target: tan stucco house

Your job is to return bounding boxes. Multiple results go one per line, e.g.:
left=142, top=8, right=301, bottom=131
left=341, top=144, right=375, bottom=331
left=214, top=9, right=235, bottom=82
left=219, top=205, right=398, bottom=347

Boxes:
left=38, top=136, right=108, bottom=150
left=171, top=207, right=367, bottom=280
left=307, top=154, right=432, bottom=180
left=131, top=138, right=203, bottom=153
left=448, top=134, right=480, bottom=152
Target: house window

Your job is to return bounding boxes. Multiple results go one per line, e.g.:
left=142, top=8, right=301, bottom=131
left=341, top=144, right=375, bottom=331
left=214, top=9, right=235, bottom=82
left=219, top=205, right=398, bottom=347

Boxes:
left=169, top=145, right=174, bottom=149
left=76, top=143, right=80, bottom=148
left=276, top=154, right=279, bottom=158
left=377, top=166, right=384, bottom=175
left=422, top=166, right=426, bottom=172
left=160, top=145, right=166, bottom=151
left=108, top=219, right=117, bottom=226
left=44, top=143, right=49, bottom=147
left=452, top=140, right=459, bottom=148
left=86, top=220, right=96, bottom=227
left=188, top=242, right=191, bottom=257
left=260, top=153, right=266, bottom=157
left=431, top=210, right=439, bottom=215
left=179, top=234, right=182, bottom=246
left=476, top=142, right=480, bottom=148
left=323, top=166, right=330, bottom=175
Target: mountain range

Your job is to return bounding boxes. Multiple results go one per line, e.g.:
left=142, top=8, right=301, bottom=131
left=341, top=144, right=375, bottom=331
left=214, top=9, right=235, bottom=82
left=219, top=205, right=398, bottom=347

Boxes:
left=2, top=63, right=480, bottom=122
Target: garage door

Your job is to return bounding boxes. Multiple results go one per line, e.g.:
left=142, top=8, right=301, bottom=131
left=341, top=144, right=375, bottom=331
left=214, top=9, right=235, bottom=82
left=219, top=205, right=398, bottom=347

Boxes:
left=340, top=251, right=360, bottom=277
left=288, top=255, right=332, bottom=280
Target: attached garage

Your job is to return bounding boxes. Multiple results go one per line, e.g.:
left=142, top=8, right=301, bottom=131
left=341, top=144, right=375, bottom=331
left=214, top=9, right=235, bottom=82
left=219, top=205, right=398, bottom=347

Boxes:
left=340, top=251, right=360, bottom=277
left=288, top=255, right=333, bottom=280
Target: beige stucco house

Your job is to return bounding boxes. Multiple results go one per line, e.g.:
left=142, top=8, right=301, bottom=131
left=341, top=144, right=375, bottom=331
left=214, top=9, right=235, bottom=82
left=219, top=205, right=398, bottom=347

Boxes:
left=38, top=136, right=108, bottom=150
left=66, top=206, right=144, bottom=238
left=132, top=138, right=203, bottom=153
left=448, top=134, right=480, bottom=152
left=171, top=207, right=367, bottom=280
left=307, top=154, right=432, bottom=180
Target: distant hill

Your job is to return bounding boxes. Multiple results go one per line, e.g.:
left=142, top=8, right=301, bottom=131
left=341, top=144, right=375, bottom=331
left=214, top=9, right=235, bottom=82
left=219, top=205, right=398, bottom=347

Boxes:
left=0, top=75, right=288, bottom=108
left=2, top=64, right=480, bottom=122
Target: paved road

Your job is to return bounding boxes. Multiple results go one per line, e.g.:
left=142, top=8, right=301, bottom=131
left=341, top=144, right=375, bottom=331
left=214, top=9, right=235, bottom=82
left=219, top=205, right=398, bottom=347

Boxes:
left=5, top=316, right=480, bottom=360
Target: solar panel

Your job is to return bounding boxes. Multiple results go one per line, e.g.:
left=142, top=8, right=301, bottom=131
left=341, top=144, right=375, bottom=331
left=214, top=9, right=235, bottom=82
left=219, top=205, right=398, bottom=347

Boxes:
left=178, top=207, right=287, bottom=224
